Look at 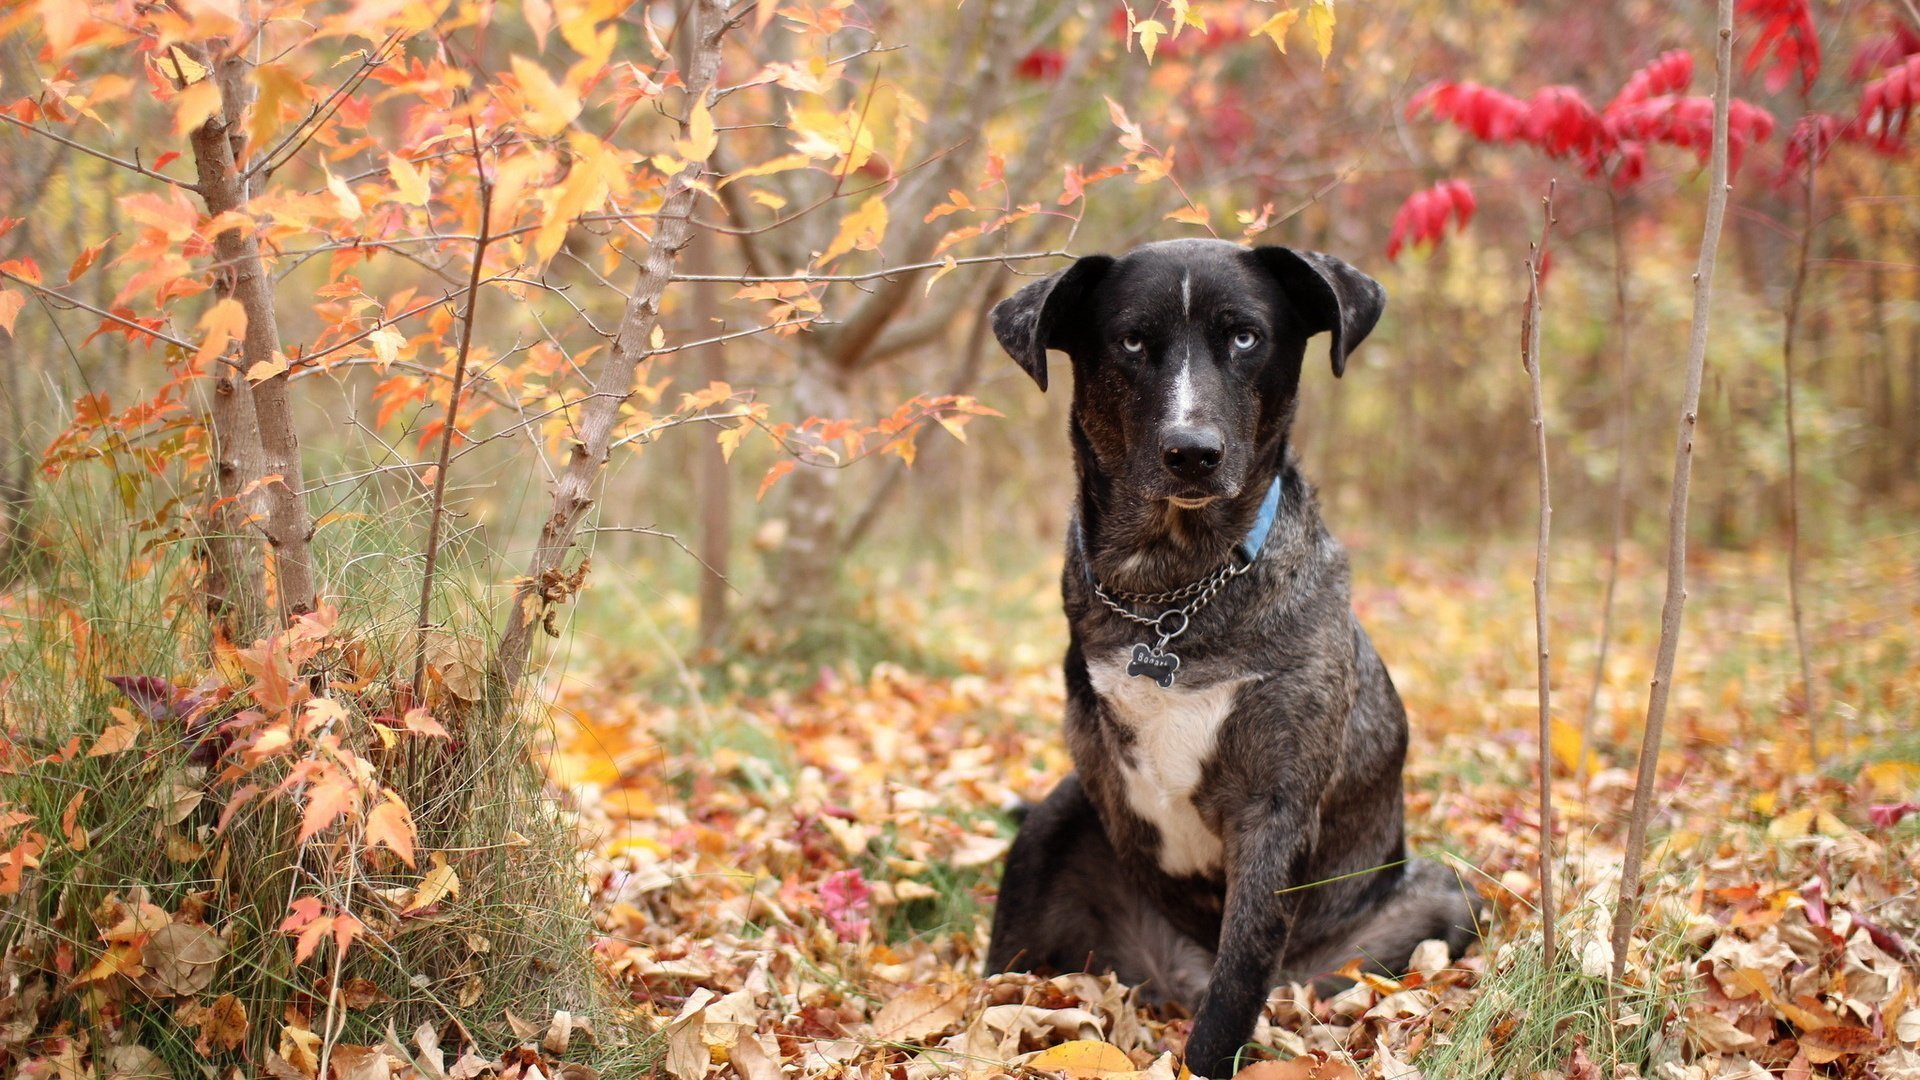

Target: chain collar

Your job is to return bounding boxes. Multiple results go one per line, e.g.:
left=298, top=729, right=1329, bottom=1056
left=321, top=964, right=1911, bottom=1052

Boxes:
left=1077, top=479, right=1283, bottom=688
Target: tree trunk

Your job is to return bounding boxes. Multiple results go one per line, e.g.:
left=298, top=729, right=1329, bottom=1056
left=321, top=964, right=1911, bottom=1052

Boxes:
left=759, top=350, right=852, bottom=629
left=493, top=0, right=730, bottom=691
left=188, top=40, right=317, bottom=630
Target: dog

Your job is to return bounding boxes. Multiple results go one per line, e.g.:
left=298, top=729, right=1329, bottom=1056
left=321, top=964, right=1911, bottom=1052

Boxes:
left=983, top=239, right=1479, bottom=1078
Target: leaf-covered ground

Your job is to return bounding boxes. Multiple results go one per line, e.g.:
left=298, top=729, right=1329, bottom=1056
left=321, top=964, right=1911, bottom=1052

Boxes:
left=549, top=539, right=1920, bottom=1080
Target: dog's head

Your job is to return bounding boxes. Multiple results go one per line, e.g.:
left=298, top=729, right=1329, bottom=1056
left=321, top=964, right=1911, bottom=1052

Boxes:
left=991, top=238, right=1383, bottom=507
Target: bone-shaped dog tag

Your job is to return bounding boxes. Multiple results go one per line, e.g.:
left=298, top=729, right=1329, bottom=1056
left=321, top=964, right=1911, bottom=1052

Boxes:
left=1126, top=643, right=1180, bottom=688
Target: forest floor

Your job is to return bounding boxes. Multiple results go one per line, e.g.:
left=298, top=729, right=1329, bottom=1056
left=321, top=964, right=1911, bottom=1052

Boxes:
left=543, top=536, right=1920, bottom=1080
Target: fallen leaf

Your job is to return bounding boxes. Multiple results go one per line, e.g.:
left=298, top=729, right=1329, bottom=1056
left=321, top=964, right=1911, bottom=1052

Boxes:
left=872, top=982, right=969, bottom=1045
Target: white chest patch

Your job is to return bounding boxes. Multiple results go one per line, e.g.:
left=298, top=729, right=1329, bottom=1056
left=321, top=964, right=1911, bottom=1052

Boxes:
left=1087, top=650, right=1246, bottom=877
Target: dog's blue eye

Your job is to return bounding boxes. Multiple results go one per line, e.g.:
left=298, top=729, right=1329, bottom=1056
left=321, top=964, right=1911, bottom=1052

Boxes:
left=1120, top=335, right=1146, bottom=355
left=1232, top=330, right=1260, bottom=351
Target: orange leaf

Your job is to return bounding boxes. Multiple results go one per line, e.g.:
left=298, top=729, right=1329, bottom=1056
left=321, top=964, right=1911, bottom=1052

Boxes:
left=298, top=777, right=357, bottom=844
left=195, top=298, right=248, bottom=368
left=66, top=236, right=114, bottom=283
left=365, top=792, right=417, bottom=867
left=0, top=290, right=23, bottom=336
left=756, top=459, right=796, bottom=501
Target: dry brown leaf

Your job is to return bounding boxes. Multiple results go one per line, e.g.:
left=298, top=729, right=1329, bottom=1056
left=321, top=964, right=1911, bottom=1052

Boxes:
left=201, top=993, right=248, bottom=1052
left=665, top=987, right=717, bottom=1080
left=330, top=1045, right=395, bottom=1080
left=1799, top=1026, right=1882, bottom=1065
left=731, top=1035, right=783, bottom=1080
left=140, top=922, right=224, bottom=997
left=101, top=1044, right=173, bottom=1079
left=871, top=982, right=969, bottom=1045
left=1232, top=1054, right=1362, bottom=1080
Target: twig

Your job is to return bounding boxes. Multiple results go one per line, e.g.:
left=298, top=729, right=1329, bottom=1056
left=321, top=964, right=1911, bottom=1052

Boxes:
left=1581, top=183, right=1636, bottom=790
left=0, top=113, right=200, bottom=191
left=668, top=250, right=1070, bottom=284
left=0, top=268, right=197, bottom=352
left=1609, top=0, right=1736, bottom=993
left=491, top=0, right=732, bottom=691
left=1521, top=180, right=1558, bottom=975
left=1782, top=122, right=1820, bottom=766
left=411, top=116, right=493, bottom=703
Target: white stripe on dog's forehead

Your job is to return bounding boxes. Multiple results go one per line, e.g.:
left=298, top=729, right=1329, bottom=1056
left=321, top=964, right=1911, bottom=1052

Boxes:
left=1181, top=271, right=1192, bottom=318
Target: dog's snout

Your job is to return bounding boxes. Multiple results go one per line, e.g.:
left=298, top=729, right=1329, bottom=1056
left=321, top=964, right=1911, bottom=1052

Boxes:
left=1160, top=427, right=1224, bottom=481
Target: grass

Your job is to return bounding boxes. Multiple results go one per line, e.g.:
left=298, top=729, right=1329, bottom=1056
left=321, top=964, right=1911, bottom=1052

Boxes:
left=1414, top=927, right=1690, bottom=1079
left=0, top=475, right=650, bottom=1076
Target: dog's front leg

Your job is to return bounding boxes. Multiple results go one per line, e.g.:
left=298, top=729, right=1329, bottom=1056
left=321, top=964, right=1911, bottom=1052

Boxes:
left=1182, top=804, right=1311, bottom=1079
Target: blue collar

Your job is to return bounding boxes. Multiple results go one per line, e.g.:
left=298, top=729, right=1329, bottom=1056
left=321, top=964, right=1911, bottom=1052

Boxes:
left=1236, top=477, right=1284, bottom=565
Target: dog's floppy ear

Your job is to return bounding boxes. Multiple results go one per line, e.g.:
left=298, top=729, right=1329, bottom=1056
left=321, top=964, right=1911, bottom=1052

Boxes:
left=1252, top=247, right=1386, bottom=377
left=989, top=255, right=1114, bottom=391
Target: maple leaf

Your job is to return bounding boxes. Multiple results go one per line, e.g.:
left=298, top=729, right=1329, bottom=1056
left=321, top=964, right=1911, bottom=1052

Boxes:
left=388, top=154, right=430, bottom=206
left=674, top=99, right=719, bottom=163
left=1251, top=8, right=1301, bottom=53
left=172, top=79, right=223, bottom=137
left=195, top=298, right=248, bottom=368
left=757, top=459, right=796, bottom=501
left=1305, top=0, right=1337, bottom=66
left=404, top=852, right=461, bottom=912
left=366, top=791, right=417, bottom=867
left=0, top=290, right=24, bottom=336
left=1135, top=19, right=1168, bottom=64
left=298, top=774, right=358, bottom=844
left=819, top=195, right=888, bottom=265
left=511, top=55, right=582, bottom=137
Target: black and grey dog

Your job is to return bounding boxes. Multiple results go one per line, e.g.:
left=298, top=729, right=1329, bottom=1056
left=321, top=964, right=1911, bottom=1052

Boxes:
left=983, top=239, right=1478, bottom=1078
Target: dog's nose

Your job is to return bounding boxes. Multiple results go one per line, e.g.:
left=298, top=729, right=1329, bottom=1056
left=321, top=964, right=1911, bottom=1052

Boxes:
left=1161, top=427, right=1223, bottom=481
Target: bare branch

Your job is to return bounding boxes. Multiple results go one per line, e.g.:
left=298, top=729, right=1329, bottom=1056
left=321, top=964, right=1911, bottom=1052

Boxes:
left=671, top=249, right=1069, bottom=285
left=0, top=268, right=197, bottom=352
left=412, top=116, right=493, bottom=703
left=1782, top=123, right=1820, bottom=765
left=0, top=113, right=200, bottom=191
left=1521, top=180, right=1558, bottom=975
left=1609, top=0, right=1737, bottom=991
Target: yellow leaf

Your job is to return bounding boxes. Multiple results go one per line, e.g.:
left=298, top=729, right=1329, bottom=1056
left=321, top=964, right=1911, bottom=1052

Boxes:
left=325, top=169, right=362, bottom=221
left=674, top=99, right=718, bottom=163
left=510, top=55, right=581, bottom=137
left=819, top=195, right=888, bottom=265
left=172, top=79, right=223, bottom=137
left=650, top=324, right=666, bottom=351
left=405, top=852, right=461, bottom=912
left=389, top=154, right=429, bottom=206
left=1170, top=0, right=1204, bottom=32
left=1251, top=8, right=1300, bottom=53
left=1165, top=204, right=1211, bottom=227
left=1026, top=1041, right=1137, bottom=1079
left=924, top=254, right=958, bottom=297
left=246, top=355, right=290, bottom=383
left=1306, top=0, right=1336, bottom=65
left=1548, top=717, right=1600, bottom=776
left=716, top=423, right=749, bottom=463
left=718, top=152, right=812, bottom=187
left=161, top=46, right=210, bottom=85
left=1135, top=19, right=1167, bottom=63
left=195, top=298, right=248, bottom=368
